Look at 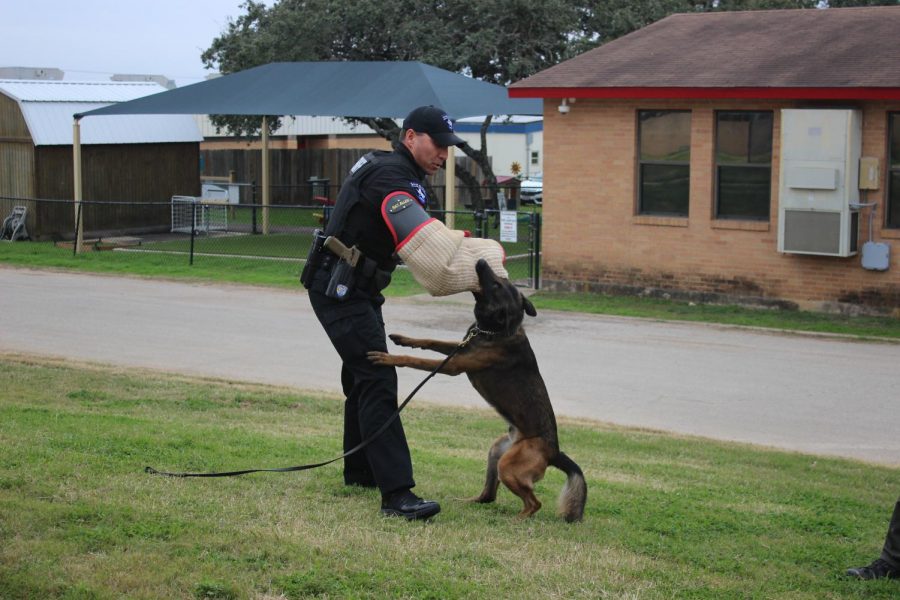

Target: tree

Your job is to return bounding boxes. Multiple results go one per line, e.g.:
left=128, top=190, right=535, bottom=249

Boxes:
left=202, top=0, right=580, bottom=209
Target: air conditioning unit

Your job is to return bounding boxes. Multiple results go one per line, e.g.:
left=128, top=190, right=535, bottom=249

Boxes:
left=777, top=109, right=861, bottom=257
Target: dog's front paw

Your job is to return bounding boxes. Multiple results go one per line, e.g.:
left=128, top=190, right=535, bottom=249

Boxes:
left=389, top=334, right=416, bottom=348
left=367, top=351, right=394, bottom=366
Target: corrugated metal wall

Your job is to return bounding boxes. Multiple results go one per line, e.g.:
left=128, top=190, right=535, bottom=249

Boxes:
left=200, top=147, right=483, bottom=206
left=34, top=143, right=200, bottom=239
left=2, top=91, right=202, bottom=239
left=0, top=93, right=36, bottom=234
left=201, top=147, right=374, bottom=204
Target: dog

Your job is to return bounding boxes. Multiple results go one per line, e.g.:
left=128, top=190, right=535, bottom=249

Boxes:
left=367, top=259, right=587, bottom=521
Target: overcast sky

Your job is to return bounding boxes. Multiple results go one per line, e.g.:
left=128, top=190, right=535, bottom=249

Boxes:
left=1, top=0, right=272, bottom=86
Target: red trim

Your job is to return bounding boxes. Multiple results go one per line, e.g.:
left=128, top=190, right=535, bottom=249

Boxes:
left=509, top=87, right=900, bottom=101
left=396, top=218, right=437, bottom=252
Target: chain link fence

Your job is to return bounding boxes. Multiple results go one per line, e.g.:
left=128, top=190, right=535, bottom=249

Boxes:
left=1, top=195, right=542, bottom=288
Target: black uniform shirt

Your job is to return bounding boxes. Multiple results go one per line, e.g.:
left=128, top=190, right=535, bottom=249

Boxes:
left=338, top=144, right=431, bottom=272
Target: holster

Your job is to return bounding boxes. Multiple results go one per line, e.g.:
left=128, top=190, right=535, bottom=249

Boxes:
left=302, top=231, right=392, bottom=300
left=325, top=260, right=356, bottom=300
left=325, top=255, right=391, bottom=301
left=300, top=229, right=328, bottom=289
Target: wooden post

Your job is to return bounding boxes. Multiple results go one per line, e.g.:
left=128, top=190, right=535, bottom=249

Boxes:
left=261, top=115, right=270, bottom=235
left=445, top=145, right=456, bottom=229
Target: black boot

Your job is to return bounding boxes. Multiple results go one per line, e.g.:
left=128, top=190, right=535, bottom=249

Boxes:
left=381, top=489, right=440, bottom=521
left=846, top=558, right=900, bottom=580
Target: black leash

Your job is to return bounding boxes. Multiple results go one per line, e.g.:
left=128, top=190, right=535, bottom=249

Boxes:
left=145, top=327, right=486, bottom=478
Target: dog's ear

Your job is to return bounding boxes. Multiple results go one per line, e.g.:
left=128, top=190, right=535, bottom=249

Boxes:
left=523, top=295, right=537, bottom=317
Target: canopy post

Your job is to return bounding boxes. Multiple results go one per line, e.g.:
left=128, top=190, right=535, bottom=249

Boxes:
left=261, top=116, right=270, bottom=235
left=73, top=117, right=84, bottom=254
left=445, top=146, right=456, bottom=229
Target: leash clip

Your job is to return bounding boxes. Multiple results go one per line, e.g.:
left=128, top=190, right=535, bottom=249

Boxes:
left=459, top=330, right=477, bottom=348
left=460, top=325, right=498, bottom=348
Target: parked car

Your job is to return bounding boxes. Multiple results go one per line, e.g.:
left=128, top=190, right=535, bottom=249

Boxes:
left=520, top=174, right=543, bottom=205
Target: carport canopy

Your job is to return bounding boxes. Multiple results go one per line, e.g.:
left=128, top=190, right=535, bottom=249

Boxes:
left=70, top=61, right=541, bottom=252
left=75, top=61, right=542, bottom=120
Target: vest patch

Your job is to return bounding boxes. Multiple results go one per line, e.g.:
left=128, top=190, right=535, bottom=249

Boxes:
left=350, top=155, right=369, bottom=174
left=381, top=191, right=431, bottom=247
left=387, top=194, right=416, bottom=214
left=410, top=182, right=427, bottom=205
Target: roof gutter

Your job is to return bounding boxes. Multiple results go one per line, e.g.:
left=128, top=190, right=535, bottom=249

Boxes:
left=509, top=87, right=900, bottom=101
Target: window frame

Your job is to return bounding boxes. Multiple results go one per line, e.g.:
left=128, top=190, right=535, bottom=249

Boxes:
left=637, top=109, right=692, bottom=217
left=713, top=110, right=774, bottom=222
left=888, top=112, right=900, bottom=229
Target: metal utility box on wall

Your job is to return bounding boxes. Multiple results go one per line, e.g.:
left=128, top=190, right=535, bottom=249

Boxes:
left=777, top=109, right=861, bottom=257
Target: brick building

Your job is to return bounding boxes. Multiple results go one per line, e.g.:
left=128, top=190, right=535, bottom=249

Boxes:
left=510, top=7, right=900, bottom=314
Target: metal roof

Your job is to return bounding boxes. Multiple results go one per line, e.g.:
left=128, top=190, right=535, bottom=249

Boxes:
left=78, top=61, right=542, bottom=120
left=0, top=79, right=203, bottom=145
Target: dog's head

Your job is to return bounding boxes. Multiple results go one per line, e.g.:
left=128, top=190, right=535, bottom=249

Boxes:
left=473, top=258, right=536, bottom=335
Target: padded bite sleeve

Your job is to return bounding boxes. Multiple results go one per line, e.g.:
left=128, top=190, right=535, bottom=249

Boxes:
left=396, top=220, right=507, bottom=296
left=381, top=191, right=507, bottom=296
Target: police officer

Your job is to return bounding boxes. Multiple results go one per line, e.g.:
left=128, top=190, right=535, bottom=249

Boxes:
left=303, top=105, right=502, bottom=520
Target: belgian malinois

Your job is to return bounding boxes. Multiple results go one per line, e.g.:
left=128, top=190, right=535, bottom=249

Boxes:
left=367, top=259, right=587, bottom=521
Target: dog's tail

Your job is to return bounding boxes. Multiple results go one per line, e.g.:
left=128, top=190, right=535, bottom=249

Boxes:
left=551, top=451, right=587, bottom=522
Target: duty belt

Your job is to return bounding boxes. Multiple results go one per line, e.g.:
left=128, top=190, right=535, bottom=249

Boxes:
left=300, top=230, right=392, bottom=298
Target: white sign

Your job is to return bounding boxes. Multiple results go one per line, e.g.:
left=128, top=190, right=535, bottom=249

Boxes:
left=500, top=211, right=518, bottom=243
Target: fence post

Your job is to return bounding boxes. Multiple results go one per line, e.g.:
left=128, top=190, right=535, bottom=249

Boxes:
left=189, top=200, right=196, bottom=265
left=532, top=212, right=542, bottom=289
left=251, top=180, right=258, bottom=234
left=72, top=201, right=82, bottom=257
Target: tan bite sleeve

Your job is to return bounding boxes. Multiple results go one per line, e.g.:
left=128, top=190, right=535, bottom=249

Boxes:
left=397, top=219, right=508, bottom=296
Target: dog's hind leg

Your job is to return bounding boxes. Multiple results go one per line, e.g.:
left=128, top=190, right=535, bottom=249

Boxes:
left=498, top=438, right=551, bottom=520
left=469, top=433, right=513, bottom=503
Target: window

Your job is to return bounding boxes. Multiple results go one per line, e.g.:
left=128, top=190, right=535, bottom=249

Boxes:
left=715, top=111, right=773, bottom=220
left=638, top=110, right=691, bottom=216
left=530, top=150, right=539, bottom=166
left=889, top=113, right=900, bottom=228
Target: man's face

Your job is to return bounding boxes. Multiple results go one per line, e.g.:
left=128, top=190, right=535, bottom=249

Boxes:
left=403, top=130, right=449, bottom=175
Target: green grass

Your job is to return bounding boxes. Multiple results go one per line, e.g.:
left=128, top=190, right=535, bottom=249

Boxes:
left=530, top=292, right=900, bottom=340
left=0, top=240, right=427, bottom=295
left=0, top=355, right=897, bottom=599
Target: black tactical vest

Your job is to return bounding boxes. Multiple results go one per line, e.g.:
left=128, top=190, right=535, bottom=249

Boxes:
left=324, top=150, right=422, bottom=272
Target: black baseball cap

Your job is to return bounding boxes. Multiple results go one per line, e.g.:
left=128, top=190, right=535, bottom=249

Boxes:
left=402, top=105, right=465, bottom=147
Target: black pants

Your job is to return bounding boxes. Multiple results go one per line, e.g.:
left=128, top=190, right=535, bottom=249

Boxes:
left=881, top=498, right=900, bottom=568
left=308, top=279, right=414, bottom=497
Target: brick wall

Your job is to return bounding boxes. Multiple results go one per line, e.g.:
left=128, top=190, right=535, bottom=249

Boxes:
left=541, top=98, right=900, bottom=314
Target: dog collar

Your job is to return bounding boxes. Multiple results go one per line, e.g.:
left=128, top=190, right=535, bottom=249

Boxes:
left=460, top=324, right=500, bottom=347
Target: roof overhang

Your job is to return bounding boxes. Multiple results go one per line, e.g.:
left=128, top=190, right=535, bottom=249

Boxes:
left=509, top=87, right=900, bottom=101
